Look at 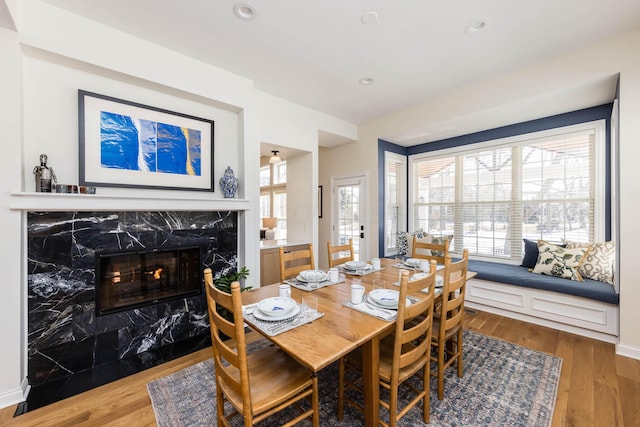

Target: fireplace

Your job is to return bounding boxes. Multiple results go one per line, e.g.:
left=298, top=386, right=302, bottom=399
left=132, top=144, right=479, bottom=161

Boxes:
left=95, top=246, right=202, bottom=316
left=25, top=210, right=238, bottom=412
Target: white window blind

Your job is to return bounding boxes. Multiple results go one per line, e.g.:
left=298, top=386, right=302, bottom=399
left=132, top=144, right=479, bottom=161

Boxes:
left=409, top=121, right=605, bottom=262
left=384, top=152, right=407, bottom=256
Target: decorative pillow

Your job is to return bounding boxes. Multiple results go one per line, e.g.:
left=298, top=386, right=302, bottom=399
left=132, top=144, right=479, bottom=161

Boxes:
left=565, top=240, right=616, bottom=285
left=521, top=239, right=566, bottom=269
left=430, top=235, right=454, bottom=257
left=521, top=239, right=539, bottom=268
left=397, top=229, right=425, bottom=256
left=532, top=241, right=589, bottom=281
left=411, top=235, right=433, bottom=257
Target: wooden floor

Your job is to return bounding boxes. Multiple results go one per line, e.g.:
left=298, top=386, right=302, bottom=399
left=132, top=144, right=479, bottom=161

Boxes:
left=2, top=310, right=639, bottom=426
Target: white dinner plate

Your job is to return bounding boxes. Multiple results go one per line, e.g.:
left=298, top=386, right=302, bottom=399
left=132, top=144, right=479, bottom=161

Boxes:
left=343, top=261, right=371, bottom=271
left=366, top=294, right=411, bottom=310
left=253, top=304, right=301, bottom=322
left=404, top=258, right=423, bottom=268
left=297, top=270, right=328, bottom=282
left=369, top=289, right=403, bottom=308
left=256, top=297, right=297, bottom=317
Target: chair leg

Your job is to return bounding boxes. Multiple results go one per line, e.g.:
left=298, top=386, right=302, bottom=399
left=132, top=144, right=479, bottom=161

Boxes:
left=437, top=341, right=445, bottom=400
left=389, top=379, right=398, bottom=427
left=337, top=358, right=345, bottom=420
left=423, top=366, right=430, bottom=423
left=311, top=374, right=320, bottom=427
left=456, top=329, right=464, bottom=378
left=216, top=378, right=226, bottom=424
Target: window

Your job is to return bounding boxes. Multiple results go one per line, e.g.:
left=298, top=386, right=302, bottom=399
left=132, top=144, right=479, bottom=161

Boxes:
left=384, top=152, right=407, bottom=256
left=260, top=162, right=287, bottom=239
left=409, top=120, right=605, bottom=262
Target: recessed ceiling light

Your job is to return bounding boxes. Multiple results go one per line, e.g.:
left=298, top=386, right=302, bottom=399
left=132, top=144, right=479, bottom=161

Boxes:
left=465, top=19, right=488, bottom=34
left=361, top=11, right=379, bottom=25
left=359, top=77, right=374, bottom=85
left=233, top=3, right=257, bottom=21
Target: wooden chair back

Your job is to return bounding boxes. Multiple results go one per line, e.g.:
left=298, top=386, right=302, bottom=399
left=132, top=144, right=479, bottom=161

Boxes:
left=337, top=264, right=437, bottom=426
left=279, top=243, right=315, bottom=281
left=327, top=239, right=354, bottom=268
left=204, top=268, right=252, bottom=422
left=412, top=236, right=450, bottom=264
left=204, top=268, right=320, bottom=426
left=431, top=248, right=469, bottom=400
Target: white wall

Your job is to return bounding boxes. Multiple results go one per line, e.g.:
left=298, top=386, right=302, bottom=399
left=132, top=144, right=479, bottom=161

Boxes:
left=0, top=26, right=27, bottom=407
left=0, top=0, right=357, bottom=408
left=321, top=28, right=640, bottom=358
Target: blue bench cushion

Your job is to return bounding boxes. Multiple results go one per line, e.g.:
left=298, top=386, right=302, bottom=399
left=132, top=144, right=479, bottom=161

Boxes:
left=467, top=260, right=619, bottom=305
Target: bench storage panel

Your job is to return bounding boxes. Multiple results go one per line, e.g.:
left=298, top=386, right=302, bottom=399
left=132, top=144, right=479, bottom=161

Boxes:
left=465, top=260, right=619, bottom=343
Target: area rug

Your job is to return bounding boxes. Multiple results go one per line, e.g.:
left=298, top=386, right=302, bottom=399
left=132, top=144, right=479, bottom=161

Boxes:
left=147, top=330, right=561, bottom=426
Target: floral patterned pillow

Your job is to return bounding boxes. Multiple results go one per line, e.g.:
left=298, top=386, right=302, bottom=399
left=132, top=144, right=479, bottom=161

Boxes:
left=564, top=241, right=616, bottom=285
left=397, top=229, right=425, bottom=256
left=532, top=241, right=589, bottom=281
left=429, top=235, right=454, bottom=257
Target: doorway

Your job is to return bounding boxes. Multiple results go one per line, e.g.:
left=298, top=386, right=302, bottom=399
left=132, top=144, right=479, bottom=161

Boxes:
left=332, top=174, right=367, bottom=261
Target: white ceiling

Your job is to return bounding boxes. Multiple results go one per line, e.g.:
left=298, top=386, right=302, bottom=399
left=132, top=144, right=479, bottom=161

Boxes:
left=29, top=1, right=640, bottom=147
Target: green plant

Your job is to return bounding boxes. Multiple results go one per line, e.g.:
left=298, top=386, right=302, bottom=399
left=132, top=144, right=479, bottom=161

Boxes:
left=214, top=266, right=251, bottom=322
left=214, top=266, right=251, bottom=293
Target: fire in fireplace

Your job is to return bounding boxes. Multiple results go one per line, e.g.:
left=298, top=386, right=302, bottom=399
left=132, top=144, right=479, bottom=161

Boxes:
left=95, top=245, right=202, bottom=316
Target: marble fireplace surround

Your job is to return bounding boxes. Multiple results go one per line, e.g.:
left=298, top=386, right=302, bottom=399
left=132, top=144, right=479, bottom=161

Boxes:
left=14, top=192, right=250, bottom=410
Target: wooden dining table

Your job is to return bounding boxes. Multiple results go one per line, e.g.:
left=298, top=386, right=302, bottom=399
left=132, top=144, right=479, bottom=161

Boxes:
left=241, top=257, right=471, bottom=426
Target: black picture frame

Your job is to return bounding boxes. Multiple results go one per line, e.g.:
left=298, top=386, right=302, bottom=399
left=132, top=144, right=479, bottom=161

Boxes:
left=318, top=185, right=323, bottom=218
left=78, top=90, right=215, bottom=191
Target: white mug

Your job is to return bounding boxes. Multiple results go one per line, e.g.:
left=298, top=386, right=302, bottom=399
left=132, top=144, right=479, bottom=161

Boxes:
left=372, top=258, right=381, bottom=270
left=278, top=284, right=291, bottom=298
left=351, top=284, right=365, bottom=304
left=329, top=267, right=339, bottom=282
left=419, top=260, right=430, bottom=272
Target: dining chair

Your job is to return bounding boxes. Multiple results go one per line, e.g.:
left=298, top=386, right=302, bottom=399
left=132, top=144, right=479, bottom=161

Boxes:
left=430, top=248, right=469, bottom=400
left=204, top=268, right=320, bottom=426
left=337, top=263, right=437, bottom=427
left=412, top=235, right=450, bottom=264
left=327, top=238, right=354, bottom=268
left=279, top=243, right=315, bottom=281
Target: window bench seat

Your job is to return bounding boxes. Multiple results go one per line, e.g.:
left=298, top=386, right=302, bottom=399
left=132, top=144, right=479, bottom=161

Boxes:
left=466, top=260, right=619, bottom=343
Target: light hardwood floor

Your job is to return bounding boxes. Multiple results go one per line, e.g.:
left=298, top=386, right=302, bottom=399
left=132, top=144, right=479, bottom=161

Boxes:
left=2, top=310, right=639, bottom=426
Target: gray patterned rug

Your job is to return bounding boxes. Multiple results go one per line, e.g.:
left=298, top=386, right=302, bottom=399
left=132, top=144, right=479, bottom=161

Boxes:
left=147, top=330, right=561, bottom=426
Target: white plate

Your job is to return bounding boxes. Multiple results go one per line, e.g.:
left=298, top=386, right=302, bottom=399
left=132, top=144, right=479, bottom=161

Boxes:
left=298, top=270, right=328, bottom=282
left=369, top=289, right=402, bottom=308
left=404, top=258, right=423, bottom=268
left=343, top=261, right=371, bottom=271
left=256, top=297, right=297, bottom=317
left=253, top=304, right=301, bottom=321
left=366, top=294, right=411, bottom=310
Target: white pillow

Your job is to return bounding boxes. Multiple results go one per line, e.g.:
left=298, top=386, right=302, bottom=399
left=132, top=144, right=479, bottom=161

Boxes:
left=532, top=241, right=589, bottom=281
left=564, top=241, right=615, bottom=285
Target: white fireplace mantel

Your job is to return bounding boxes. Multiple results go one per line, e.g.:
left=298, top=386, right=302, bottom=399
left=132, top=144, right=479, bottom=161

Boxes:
left=10, top=192, right=251, bottom=212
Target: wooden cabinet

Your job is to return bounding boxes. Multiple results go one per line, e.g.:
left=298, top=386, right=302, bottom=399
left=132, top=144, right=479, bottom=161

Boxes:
left=260, top=243, right=309, bottom=287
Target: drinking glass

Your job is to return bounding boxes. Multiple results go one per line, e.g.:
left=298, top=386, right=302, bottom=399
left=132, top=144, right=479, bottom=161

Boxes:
left=301, top=296, right=318, bottom=320
left=373, top=279, right=386, bottom=291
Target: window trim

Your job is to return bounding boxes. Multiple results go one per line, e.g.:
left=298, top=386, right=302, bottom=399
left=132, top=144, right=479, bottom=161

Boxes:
left=384, top=151, right=407, bottom=256
left=408, top=119, right=607, bottom=260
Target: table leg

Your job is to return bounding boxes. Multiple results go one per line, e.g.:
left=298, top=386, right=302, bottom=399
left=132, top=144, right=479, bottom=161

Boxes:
left=361, top=336, right=380, bottom=427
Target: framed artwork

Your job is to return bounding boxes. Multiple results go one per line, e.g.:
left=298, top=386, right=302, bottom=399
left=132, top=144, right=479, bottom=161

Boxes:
left=78, top=90, right=215, bottom=191
left=318, top=185, right=323, bottom=218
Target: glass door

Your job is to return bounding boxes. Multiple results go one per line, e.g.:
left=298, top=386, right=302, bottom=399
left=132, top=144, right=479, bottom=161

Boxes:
left=333, top=175, right=367, bottom=261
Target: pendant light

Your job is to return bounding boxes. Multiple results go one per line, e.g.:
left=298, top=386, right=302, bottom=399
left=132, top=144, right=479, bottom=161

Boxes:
left=269, top=150, right=282, bottom=164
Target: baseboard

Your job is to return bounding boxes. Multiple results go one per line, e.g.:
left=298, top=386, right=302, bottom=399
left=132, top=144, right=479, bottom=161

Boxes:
left=616, top=342, right=640, bottom=361
left=0, top=377, right=28, bottom=410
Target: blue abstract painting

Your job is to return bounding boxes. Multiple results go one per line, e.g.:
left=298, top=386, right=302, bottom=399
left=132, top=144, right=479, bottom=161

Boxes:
left=100, top=111, right=202, bottom=176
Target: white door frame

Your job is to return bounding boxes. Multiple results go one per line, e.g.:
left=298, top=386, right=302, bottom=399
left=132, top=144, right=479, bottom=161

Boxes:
left=330, top=172, right=369, bottom=262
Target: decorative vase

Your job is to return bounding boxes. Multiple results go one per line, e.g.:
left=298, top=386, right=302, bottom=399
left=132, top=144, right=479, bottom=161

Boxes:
left=220, top=166, right=239, bottom=198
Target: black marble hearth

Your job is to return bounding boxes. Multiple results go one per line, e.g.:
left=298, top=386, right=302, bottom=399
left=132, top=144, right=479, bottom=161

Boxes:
left=21, top=210, right=238, bottom=413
